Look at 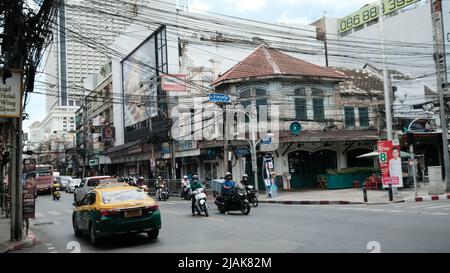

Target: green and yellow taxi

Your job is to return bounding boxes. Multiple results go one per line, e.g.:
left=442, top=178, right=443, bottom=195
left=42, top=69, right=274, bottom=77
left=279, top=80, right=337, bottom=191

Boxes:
left=72, top=183, right=161, bottom=245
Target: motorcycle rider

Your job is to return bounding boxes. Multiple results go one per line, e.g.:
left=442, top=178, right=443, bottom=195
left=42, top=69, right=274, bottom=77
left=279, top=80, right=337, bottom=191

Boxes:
left=154, top=176, right=165, bottom=200
left=181, top=175, right=190, bottom=198
left=51, top=180, right=61, bottom=200
left=222, top=172, right=236, bottom=206
left=189, top=175, right=204, bottom=215
left=240, top=174, right=249, bottom=187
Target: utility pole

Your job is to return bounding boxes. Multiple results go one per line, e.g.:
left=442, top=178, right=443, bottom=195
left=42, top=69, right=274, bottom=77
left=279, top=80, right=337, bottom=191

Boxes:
left=431, top=0, right=450, bottom=189
left=10, top=116, right=24, bottom=241
left=378, top=0, right=393, bottom=141
left=439, top=83, right=450, bottom=189
left=82, top=96, right=87, bottom=178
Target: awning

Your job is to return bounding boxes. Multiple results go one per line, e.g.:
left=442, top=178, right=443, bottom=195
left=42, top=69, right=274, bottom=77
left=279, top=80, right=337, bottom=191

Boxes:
left=357, top=151, right=412, bottom=158
left=279, top=129, right=379, bottom=142
left=106, top=138, right=145, bottom=157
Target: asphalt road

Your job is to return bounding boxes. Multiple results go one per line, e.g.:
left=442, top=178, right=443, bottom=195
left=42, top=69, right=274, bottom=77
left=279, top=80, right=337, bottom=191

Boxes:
left=17, top=192, right=450, bottom=253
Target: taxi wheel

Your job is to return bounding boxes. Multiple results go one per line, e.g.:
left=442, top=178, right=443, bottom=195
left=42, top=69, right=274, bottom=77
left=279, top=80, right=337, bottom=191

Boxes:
left=147, top=229, right=159, bottom=240
left=89, top=223, right=98, bottom=246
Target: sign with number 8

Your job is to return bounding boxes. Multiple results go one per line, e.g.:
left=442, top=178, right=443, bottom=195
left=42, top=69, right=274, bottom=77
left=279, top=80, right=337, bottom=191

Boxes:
left=379, top=152, right=387, bottom=162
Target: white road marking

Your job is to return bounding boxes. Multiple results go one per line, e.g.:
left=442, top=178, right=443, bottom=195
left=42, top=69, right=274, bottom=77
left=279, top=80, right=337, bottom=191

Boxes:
left=50, top=251, right=59, bottom=253
left=385, top=210, right=404, bottom=213
left=430, top=212, right=449, bottom=215
left=339, top=207, right=368, bottom=211
left=47, top=211, right=61, bottom=216
left=424, top=204, right=450, bottom=210
left=409, top=203, right=440, bottom=209
left=48, top=247, right=55, bottom=250
left=204, top=217, right=224, bottom=222
left=162, top=202, right=177, bottom=205
left=368, top=209, right=385, bottom=212
left=45, top=243, right=53, bottom=246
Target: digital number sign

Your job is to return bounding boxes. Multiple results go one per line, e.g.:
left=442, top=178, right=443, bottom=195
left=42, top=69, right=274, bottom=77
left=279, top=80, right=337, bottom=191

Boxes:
left=338, top=0, right=419, bottom=34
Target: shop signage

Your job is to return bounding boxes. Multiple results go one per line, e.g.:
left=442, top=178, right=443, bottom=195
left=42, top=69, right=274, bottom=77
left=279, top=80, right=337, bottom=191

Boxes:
left=177, top=140, right=197, bottom=151
left=0, top=70, right=22, bottom=118
left=102, top=126, right=115, bottom=142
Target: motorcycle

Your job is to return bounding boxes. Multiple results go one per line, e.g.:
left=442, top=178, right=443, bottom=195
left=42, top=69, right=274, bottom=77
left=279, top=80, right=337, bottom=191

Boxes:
left=156, top=184, right=169, bottom=201
left=245, top=185, right=258, bottom=207
left=181, top=184, right=191, bottom=200
left=215, top=187, right=250, bottom=215
left=52, top=184, right=61, bottom=200
left=191, top=187, right=208, bottom=217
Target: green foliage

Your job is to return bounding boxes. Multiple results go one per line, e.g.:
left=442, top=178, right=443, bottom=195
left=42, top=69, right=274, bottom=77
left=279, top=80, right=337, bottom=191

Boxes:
left=326, top=167, right=378, bottom=175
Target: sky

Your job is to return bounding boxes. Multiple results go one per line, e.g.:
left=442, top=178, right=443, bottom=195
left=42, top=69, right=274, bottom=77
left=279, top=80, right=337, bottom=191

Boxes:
left=22, top=0, right=375, bottom=132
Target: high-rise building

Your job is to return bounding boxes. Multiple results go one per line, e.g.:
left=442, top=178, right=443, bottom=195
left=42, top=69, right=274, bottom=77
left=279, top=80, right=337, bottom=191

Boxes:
left=40, top=0, right=146, bottom=135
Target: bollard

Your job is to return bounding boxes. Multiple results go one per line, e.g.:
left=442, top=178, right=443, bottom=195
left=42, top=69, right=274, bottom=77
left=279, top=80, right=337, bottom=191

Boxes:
left=388, top=183, right=393, bottom=202
left=363, top=183, right=368, bottom=203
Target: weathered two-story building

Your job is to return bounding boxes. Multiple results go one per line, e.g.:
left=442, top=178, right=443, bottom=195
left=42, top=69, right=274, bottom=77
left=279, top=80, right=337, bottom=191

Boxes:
left=199, top=45, right=384, bottom=189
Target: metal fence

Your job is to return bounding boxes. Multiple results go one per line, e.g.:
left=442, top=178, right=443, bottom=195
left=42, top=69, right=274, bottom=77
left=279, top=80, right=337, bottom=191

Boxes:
left=143, top=179, right=183, bottom=196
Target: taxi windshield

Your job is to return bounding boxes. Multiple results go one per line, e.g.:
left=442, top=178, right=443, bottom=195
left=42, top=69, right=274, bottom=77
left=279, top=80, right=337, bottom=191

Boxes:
left=102, top=189, right=149, bottom=204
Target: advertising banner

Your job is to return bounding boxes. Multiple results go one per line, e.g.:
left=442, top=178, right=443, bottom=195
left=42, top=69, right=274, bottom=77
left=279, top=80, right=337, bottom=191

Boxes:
left=23, top=158, right=36, bottom=173
left=377, top=140, right=403, bottom=188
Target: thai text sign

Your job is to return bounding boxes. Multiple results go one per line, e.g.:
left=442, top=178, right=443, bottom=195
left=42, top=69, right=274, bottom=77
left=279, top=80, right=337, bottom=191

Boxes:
left=377, top=140, right=403, bottom=188
left=0, top=71, right=22, bottom=118
left=23, top=193, right=36, bottom=219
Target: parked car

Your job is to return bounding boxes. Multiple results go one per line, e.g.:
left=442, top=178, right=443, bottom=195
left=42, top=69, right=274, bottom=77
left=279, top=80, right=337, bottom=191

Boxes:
left=74, top=176, right=119, bottom=202
left=72, top=184, right=161, bottom=245
left=66, top=178, right=82, bottom=193
left=57, top=176, right=72, bottom=190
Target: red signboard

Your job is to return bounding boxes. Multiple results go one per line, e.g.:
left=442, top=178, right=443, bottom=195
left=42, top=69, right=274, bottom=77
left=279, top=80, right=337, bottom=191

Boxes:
left=377, top=140, right=403, bottom=188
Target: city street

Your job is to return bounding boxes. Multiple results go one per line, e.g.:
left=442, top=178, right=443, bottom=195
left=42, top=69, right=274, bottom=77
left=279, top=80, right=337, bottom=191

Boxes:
left=17, top=192, right=450, bottom=253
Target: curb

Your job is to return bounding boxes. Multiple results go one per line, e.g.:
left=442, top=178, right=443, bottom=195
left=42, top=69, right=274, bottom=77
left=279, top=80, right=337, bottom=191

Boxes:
left=259, top=199, right=407, bottom=205
left=1, top=231, right=36, bottom=253
left=412, top=194, right=450, bottom=203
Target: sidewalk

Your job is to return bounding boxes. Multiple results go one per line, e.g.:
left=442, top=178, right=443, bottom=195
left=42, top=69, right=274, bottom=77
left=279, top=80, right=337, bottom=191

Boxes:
left=0, top=216, right=36, bottom=253
left=258, top=187, right=431, bottom=205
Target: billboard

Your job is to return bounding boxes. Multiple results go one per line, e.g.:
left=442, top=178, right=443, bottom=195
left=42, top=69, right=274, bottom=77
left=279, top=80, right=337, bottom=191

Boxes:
left=122, top=26, right=167, bottom=128
left=338, top=0, right=419, bottom=33
left=377, top=140, right=404, bottom=188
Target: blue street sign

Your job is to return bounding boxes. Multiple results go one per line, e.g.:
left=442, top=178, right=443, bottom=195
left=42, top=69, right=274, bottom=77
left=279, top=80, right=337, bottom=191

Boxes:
left=261, top=137, right=272, bottom=145
left=209, top=93, right=231, bottom=103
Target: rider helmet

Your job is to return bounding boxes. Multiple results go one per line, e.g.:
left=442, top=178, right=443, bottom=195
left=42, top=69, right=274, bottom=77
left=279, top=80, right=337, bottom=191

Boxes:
left=225, top=172, right=232, bottom=180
